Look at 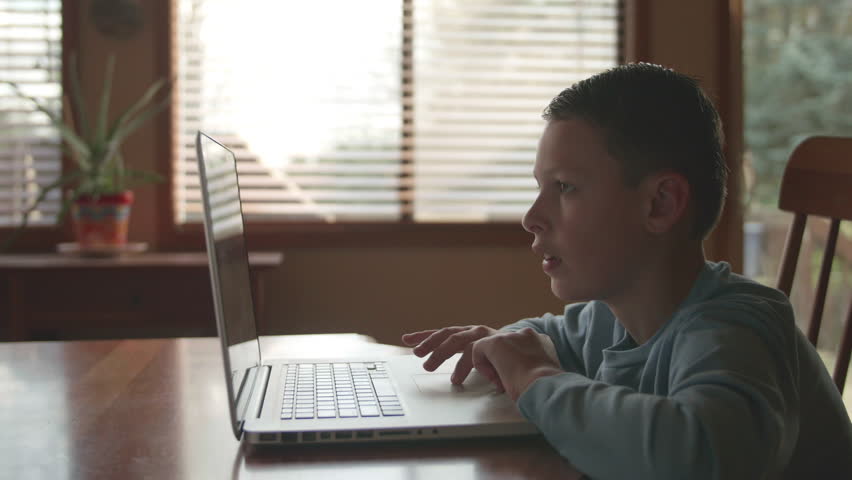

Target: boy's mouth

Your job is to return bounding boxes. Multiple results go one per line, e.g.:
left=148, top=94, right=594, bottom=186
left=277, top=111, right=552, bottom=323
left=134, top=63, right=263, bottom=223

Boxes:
left=532, top=244, right=562, bottom=273
left=542, top=254, right=562, bottom=273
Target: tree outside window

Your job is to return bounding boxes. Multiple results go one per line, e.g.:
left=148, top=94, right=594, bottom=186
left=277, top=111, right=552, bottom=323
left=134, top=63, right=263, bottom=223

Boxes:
left=743, top=0, right=852, bottom=407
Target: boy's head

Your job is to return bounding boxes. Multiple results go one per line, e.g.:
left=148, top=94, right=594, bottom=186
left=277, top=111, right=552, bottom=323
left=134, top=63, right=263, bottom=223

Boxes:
left=542, top=62, right=727, bottom=240
left=523, top=63, right=727, bottom=303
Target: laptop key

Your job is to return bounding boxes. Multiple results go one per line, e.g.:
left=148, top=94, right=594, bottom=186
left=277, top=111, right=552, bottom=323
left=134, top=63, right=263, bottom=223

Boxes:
left=359, top=406, right=380, bottom=417
left=278, top=362, right=399, bottom=419
left=338, top=408, right=359, bottom=418
left=372, top=379, right=396, bottom=396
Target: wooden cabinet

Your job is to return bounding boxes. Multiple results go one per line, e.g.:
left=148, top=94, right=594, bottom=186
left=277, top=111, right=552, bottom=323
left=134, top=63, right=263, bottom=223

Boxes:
left=0, top=252, right=282, bottom=341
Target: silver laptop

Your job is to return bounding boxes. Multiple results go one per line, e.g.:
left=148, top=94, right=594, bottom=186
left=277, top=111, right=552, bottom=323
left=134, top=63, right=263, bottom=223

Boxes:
left=196, top=131, right=537, bottom=444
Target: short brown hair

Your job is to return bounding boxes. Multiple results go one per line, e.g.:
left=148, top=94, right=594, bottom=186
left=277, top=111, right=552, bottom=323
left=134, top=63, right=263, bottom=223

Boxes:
left=543, top=63, right=728, bottom=239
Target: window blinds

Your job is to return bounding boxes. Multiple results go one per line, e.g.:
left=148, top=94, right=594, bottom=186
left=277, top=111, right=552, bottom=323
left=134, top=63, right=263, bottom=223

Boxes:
left=0, top=0, right=62, bottom=227
left=176, top=0, right=619, bottom=224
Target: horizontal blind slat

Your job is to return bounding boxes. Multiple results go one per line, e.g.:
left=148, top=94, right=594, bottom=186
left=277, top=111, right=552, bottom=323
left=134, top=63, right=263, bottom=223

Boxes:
left=411, top=0, right=616, bottom=220
left=0, top=0, right=62, bottom=227
left=175, top=0, right=618, bottom=223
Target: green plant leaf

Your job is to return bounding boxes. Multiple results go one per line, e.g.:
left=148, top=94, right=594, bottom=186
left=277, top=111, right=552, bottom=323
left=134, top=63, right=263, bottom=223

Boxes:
left=0, top=170, right=84, bottom=252
left=113, top=151, right=126, bottom=191
left=96, top=77, right=170, bottom=186
left=110, top=93, right=171, bottom=148
left=53, top=123, right=92, bottom=170
left=98, top=138, right=123, bottom=173
left=8, top=82, right=92, bottom=169
left=7, top=82, right=61, bottom=123
left=94, top=55, right=116, bottom=144
left=107, top=78, right=170, bottom=141
left=58, top=137, right=91, bottom=174
left=68, top=52, right=90, bottom=141
left=55, top=186, right=89, bottom=227
left=5, top=58, right=169, bottom=205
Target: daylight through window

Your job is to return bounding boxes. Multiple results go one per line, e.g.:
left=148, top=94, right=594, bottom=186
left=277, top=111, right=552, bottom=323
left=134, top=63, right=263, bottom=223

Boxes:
left=175, top=0, right=620, bottom=224
left=0, top=0, right=62, bottom=227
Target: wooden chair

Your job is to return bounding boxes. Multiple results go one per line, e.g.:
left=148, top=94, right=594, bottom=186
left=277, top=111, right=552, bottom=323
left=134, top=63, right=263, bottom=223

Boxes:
left=776, top=136, right=852, bottom=393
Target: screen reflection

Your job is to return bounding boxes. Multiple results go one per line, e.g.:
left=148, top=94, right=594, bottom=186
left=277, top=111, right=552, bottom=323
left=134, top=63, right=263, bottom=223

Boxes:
left=198, top=133, right=261, bottom=416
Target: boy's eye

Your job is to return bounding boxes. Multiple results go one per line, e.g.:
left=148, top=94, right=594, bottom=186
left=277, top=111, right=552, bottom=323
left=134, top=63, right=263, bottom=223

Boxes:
left=557, top=181, right=575, bottom=193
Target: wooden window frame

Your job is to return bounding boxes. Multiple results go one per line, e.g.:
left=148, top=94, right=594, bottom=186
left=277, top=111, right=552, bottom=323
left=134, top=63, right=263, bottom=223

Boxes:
left=155, top=0, right=631, bottom=250
left=3, top=0, right=742, bottom=266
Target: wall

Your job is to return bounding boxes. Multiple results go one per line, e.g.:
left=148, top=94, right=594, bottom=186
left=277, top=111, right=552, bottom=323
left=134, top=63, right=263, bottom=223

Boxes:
left=69, top=0, right=741, bottom=345
left=71, top=0, right=165, bottom=248
left=642, top=0, right=744, bottom=270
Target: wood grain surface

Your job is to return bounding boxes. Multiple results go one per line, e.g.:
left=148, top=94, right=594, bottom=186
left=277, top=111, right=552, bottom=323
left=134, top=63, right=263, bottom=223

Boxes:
left=0, top=336, right=584, bottom=479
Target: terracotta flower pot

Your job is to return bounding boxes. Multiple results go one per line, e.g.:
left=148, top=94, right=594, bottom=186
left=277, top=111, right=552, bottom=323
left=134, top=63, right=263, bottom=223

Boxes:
left=71, top=191, right=134, bottom=247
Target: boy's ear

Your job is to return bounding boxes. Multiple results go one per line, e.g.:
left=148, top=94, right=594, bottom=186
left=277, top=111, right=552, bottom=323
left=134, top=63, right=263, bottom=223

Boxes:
left=641, top=172, right=690, bottom=235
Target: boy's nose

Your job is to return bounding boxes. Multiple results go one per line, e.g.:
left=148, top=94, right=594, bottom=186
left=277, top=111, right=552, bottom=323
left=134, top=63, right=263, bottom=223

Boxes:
left=522, top=204, right=545, bottom=234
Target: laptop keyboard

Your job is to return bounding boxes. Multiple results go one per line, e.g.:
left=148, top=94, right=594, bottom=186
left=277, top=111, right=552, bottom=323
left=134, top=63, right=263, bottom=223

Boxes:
left=280, top=362, right=404, bottom=420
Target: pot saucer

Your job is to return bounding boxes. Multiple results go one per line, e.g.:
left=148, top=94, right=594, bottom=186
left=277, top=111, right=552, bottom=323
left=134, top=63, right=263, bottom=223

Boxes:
left=56, top=242, right=148, bottom=258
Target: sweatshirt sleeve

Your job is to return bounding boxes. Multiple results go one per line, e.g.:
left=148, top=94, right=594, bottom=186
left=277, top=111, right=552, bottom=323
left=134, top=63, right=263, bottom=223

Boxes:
left=499, top=303, right=597, bottom=375
left=516, top=311, right=795, bottom=480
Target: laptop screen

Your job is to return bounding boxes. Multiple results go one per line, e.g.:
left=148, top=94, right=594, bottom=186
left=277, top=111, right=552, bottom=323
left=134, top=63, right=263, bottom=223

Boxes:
left=196, top=132, right=261, bottom=429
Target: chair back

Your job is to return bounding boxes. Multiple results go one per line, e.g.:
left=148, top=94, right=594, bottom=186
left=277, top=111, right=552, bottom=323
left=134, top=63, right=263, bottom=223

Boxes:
left=776, top=135, right=852, bottom=393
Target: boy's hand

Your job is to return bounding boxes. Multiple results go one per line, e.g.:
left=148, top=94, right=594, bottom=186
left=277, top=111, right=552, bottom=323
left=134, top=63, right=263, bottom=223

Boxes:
left=471, top=327, right=563, bottom=402
left=401, top=325, right=499, bottom=384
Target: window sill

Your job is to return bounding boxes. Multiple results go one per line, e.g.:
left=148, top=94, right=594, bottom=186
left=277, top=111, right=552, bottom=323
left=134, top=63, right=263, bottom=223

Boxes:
left=161, top=222, right=533, bottom=249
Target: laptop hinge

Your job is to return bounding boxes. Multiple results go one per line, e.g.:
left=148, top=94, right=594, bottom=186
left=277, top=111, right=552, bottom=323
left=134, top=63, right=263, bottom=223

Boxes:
left=249, top=365, right=272, bottom=419
left=234, top=366, right=259, bottom=426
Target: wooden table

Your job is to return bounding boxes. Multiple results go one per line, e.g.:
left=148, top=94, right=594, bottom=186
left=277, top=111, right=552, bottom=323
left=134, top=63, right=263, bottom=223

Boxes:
left=0, top=334, right=584, bottom=479
left=0, top=252, right=283, bottom=341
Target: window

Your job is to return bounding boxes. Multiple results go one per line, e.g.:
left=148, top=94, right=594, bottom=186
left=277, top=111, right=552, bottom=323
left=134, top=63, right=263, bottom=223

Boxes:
left=175, top=0, right=620, bottom=226
left=743, top=0, right=852, bottom=408
left=0, top=0, right=62, bottom=228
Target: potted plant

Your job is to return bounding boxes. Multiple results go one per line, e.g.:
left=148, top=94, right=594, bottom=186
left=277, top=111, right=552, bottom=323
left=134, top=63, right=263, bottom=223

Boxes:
left=1, top=54, right=171, bottom=252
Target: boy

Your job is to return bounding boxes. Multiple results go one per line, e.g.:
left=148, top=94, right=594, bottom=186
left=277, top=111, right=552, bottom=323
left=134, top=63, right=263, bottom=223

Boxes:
left=402, top=63, right=852, bottom=479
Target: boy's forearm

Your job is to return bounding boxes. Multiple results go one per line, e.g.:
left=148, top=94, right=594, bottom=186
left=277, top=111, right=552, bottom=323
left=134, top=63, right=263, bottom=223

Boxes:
left=500, top=311, right=591, bottom=376
left=500, top=317, right=548, bottom=333
left=518, top=373, right=781, bottom=480
left=517, top=365, right=563, bottom=398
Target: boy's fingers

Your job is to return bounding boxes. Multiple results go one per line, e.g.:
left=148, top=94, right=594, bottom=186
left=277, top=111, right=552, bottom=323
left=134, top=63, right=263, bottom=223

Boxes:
left=401, top=330, right=436, bottom=346
left=411, top=326, right=465, bottom=358
left=471, top=340, right=502, bottom=391
left=450, top=344, right=474, bottom=384
left=423, top=328, right=483, bottom=371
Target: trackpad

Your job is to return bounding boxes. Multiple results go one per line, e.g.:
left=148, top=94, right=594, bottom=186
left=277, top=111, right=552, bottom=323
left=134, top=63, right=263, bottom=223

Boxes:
left=412, top=371, right=497, bottom=395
